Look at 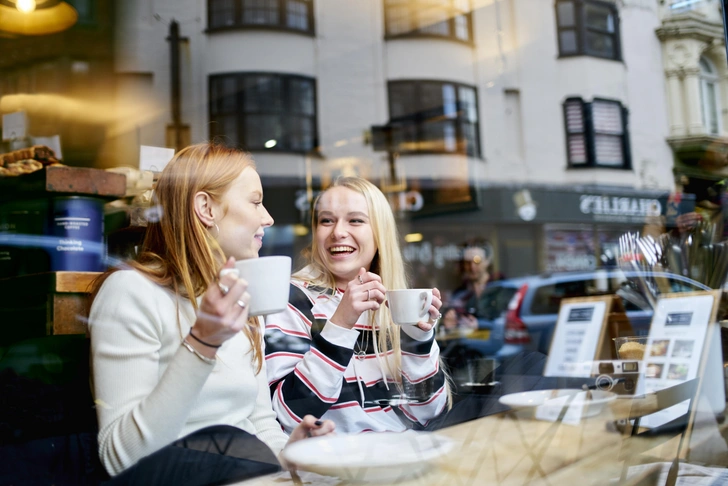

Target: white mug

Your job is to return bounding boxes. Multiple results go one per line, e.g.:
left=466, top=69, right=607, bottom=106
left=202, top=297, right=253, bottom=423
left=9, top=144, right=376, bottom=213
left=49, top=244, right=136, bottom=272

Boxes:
left=234, top=256, right=291, bottom=317
left=387, top=289, right=433, bottom=325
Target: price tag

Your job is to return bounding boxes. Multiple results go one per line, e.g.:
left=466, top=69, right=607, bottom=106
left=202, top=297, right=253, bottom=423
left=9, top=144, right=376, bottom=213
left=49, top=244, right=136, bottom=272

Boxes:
left=30, top=135, right=63, bottom=160
left=139, top=145, right=175, bottom=173
left=2, top=111, right=27, bottom=141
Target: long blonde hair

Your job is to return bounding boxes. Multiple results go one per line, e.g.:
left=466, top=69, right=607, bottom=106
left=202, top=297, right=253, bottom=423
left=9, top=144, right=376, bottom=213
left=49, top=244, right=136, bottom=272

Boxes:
left=92, top=142, right=264, bottom=372
left=296, top=177, right=414, bottom=386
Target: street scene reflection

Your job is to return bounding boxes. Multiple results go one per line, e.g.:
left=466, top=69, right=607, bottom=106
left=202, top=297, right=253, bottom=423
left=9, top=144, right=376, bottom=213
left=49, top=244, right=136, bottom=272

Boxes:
left=4, top=0, right=728, bottom=485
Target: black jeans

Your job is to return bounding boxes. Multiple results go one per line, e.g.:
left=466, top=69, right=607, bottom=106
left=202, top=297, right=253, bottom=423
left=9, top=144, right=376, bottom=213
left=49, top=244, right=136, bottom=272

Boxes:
left=104, top=425, right=282, bottom=486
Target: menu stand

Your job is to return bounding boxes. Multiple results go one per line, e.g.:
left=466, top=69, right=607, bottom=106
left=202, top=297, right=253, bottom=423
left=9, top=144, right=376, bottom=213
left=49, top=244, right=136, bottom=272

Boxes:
left=544, top=295, right=633, bottom=378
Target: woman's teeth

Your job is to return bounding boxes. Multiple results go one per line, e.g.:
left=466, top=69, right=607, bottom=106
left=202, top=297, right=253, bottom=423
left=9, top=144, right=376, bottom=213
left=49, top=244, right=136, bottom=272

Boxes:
left=329, top=246, right=354, bottom=254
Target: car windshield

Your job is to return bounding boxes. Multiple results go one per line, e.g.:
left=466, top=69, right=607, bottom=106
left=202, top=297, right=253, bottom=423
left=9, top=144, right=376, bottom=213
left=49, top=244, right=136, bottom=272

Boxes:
left=477, top=285, right=518, bottom=320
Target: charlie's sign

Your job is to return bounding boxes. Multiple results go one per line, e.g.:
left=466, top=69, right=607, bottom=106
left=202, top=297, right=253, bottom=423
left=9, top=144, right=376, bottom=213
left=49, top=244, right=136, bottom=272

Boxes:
left=579, top=195, right=661, bottom=222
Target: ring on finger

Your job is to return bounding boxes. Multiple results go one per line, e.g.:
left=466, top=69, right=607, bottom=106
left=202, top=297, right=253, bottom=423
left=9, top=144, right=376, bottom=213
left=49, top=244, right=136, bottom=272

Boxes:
left=358, top=275, right=364, bottom=285
left=366, top=289, right=371, bottom=301
left=218, top=282, right=230, bottom=295
left=236, top=299, right=247, bottom=309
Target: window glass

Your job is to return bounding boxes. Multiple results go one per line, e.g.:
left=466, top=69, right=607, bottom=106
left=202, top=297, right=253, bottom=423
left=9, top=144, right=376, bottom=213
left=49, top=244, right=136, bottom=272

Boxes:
left=209, top=0, right=314, bottom=33
left=594, top=134, right=623, bottom=166
left=476, top=286, right=518, bottom=319
left=286, top=0, right=309, bottom=31
left=388, top=80, right=480, bottom=156
left=210, top=77, right=238, bottom=114
left=210, top=73, right=317, bottom=152
left=559, top=30, right=578, bottom=54
left=584, top=3, right=614, bottom=32
left=530, top=280, right=590, bottom=315
left=565, top=98, right=627, bottom=168
left=585, top=31, right=615, bottom=58
left=458, top=86, right=478, bottom=122
left=700, top=57, right=721, bottom=135
left=564, top=99, right=588, bottom=165
left=557, top=2, right=575, bottom=27
left=556, top=0, right=620, bottom=60
left=384, top=0, right=473, bottom=42
left=209, top=0, right=236, bottom=28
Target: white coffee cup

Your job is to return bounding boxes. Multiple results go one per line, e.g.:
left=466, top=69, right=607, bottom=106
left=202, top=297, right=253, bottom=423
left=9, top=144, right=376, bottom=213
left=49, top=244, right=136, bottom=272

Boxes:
left=234, top=256, right=291, bottom=317
left=387, top=289, right=433, bottom=325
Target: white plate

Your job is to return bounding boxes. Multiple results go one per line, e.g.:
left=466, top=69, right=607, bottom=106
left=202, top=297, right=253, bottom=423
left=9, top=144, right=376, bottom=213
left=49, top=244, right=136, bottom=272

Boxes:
left=498, top=389, right=617, bottom=418
left=280, top=431, right=455, bottom=482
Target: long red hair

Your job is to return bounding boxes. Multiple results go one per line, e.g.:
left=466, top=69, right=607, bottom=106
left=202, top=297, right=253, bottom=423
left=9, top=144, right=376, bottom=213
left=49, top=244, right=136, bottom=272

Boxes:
left=91, top=142, right=264, bottom=372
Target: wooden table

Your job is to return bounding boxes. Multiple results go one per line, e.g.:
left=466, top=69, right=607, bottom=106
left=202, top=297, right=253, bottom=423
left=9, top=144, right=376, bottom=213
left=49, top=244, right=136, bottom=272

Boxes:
left=238, top=395, right=727, bottom=486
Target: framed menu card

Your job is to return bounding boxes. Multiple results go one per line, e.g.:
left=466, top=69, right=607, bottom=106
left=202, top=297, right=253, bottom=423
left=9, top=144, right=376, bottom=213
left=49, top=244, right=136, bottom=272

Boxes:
left=640, top=290, right=722, bottom=429
left=544, top=295, right=616, bottom=377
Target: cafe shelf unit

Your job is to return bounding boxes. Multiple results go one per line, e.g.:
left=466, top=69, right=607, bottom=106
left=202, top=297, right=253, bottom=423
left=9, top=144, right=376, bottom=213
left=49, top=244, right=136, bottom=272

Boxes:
left=0, top=165, right=126, bottom=279
left=0, top=271, right=99, bottom=345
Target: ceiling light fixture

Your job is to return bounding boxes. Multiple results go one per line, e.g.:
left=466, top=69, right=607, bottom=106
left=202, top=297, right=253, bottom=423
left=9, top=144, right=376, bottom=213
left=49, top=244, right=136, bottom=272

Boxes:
left=0, top=0, right=78, bottom=36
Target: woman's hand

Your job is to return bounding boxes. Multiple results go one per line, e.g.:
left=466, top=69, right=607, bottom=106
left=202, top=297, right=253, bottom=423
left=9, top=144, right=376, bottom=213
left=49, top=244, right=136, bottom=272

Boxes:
left=416, top=287, right=443, bottom=332
left=280, top=415, right=335, bottom=470
left=330, top=267, right=387, bottom=329
left=189, top=257, right=251, bottom=355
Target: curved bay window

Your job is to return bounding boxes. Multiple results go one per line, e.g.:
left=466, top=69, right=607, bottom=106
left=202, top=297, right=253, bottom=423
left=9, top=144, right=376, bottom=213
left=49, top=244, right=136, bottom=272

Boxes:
left=388, top=80, right=480, bottom=156
left=699, top=57, right=721, bottom=136
left=208, top=0, right=314, bottom=34
left=563, top=97, right=630, bottom=169
left=555, top=0, right=621, bottom=61
left=384, top=0, right=472, bottom=43
left=209, top=73, right=318, bottom=153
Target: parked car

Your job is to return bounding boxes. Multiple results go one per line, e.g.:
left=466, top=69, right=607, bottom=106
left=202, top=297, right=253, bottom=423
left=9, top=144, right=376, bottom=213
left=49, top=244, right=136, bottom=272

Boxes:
left=437, top=281, right=516, bottom=372
left=438, top=269, right=710, bottom=371
left=494, top=269, right=710, bottom=362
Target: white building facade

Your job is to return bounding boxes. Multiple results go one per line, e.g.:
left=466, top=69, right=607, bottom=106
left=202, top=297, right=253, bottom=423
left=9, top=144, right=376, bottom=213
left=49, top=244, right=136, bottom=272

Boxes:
left=109, top=0, right=695, bottom=278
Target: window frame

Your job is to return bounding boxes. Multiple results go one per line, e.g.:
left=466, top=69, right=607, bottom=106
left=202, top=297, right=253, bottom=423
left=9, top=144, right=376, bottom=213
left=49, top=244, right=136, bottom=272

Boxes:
left=208, top=72, right=319, bottom=154
left=555, top=0, right=622, bottom=61
left=206, top=0, right=316, bottom=36
left=562, top=96, right=631, bottom=170
left=387, top=79, right=481, bottom=157
left=383, top=0, right=474, bottom=46
left=699, top=56, right=721, bottom=136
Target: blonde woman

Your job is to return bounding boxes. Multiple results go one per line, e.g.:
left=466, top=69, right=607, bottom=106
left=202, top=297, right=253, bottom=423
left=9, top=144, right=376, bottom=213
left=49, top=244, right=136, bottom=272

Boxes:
left=265, top=177, right=448, bottom=434
left=89, top=143, right=332, bottom=485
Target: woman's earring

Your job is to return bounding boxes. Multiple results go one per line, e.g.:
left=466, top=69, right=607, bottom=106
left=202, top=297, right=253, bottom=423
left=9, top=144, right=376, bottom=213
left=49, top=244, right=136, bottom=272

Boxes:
left=209, top=222, right=220, bottom=239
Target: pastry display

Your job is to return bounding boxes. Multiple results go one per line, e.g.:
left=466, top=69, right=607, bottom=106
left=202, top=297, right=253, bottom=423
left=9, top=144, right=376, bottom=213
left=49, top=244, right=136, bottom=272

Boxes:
left=617, top=341, right=645, bottom=360
left=0, top=145, right=63, bottom=177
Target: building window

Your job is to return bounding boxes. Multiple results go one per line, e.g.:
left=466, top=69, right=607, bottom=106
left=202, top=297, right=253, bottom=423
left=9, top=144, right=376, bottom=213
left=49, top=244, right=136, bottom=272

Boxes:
left=207, top=0, right=314, bottom=34
left=384, top=0, right=473, bottom=43
left=387, top=80, right=480, bottom=157
left=563, top=97, right=630, bottom=168
left=555, top=0, right=621, bottom=61
left=700, top=57, right=721, bottom=135
left=209, top=73, right=318, bottom=153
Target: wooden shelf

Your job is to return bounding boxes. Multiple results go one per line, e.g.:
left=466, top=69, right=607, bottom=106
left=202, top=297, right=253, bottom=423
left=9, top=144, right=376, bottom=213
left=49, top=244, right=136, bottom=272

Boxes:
left=0, top=166, right=126, bottom=202
left=0, top=271, right=101, bottom=294
left=0, top=271, right=101, bottom=341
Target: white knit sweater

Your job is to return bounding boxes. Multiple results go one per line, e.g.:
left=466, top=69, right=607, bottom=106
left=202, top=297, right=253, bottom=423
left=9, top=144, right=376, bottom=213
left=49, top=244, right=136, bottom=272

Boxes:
left=89, top=270, right=288, bottom=476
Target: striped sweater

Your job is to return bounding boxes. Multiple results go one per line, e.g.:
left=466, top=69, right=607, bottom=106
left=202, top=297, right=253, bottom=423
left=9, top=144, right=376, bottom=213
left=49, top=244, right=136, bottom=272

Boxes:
left=264, top=278, right=447, bottom=434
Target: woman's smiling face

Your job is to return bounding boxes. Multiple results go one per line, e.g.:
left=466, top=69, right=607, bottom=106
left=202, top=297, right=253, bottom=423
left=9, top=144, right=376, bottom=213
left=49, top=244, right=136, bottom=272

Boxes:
left=215, top=167, right=274, bottom=261
left=315, top=186, right=377, bottom=289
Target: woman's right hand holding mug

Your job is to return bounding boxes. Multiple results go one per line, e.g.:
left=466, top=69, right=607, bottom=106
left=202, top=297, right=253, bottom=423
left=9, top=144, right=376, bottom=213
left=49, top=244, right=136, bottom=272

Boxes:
left=190, top=257, right=251, bottom=356
left=330, top=267, right=387, bottom=329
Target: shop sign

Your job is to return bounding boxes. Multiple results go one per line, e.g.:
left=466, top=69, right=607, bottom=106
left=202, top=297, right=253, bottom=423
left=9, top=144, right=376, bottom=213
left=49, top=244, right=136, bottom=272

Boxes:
left=402, top=242, right=463, bottom=269
left=579, top=195, right=661, bottom=222
left=294, top=190, right=424, bottom=213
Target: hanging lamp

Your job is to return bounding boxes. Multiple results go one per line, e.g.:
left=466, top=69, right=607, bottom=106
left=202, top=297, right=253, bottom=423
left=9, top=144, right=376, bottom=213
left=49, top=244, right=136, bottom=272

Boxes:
left=0, top=0, right=78, bottom=36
